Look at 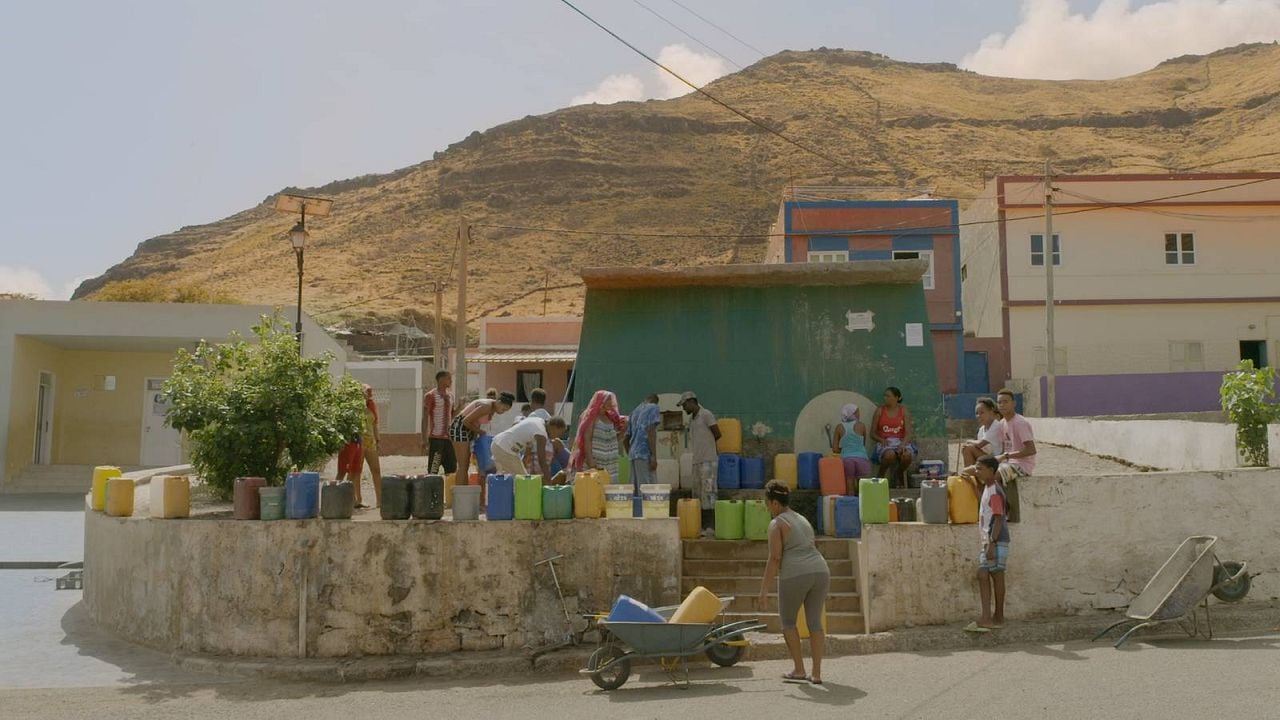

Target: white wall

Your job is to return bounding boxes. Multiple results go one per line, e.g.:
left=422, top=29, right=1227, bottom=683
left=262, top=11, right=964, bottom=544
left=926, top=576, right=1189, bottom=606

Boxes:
left=1270, top=424, right=1280, bottom=467
left=1033, top=416, right=1239, bottom=471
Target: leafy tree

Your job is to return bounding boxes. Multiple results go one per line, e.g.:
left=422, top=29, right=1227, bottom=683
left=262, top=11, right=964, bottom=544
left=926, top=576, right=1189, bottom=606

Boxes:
left=1220, top=360, right=1279, bottom=467
left=163, top=314, right=363, bottom=497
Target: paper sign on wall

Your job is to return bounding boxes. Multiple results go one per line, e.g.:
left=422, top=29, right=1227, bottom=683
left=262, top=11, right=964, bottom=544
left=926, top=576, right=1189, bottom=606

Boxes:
left=905, top=323, right=924, bottom=347
left=845, top=310, right=875, bottom=333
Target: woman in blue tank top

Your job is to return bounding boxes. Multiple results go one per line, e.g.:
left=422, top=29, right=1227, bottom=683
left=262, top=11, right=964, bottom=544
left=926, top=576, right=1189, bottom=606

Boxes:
left=831, top=404, right=871, bottom=483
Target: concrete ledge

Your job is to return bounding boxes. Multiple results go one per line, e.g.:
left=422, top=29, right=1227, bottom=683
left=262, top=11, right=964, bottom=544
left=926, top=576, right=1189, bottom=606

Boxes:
left=1269, top=424, right=1280, bottom=467
left=1033, top=417, right=1238, bottom=470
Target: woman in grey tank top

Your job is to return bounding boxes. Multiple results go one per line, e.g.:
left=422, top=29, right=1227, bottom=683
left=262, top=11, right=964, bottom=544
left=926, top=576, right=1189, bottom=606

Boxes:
left=758, top=480, right=831, bottom=684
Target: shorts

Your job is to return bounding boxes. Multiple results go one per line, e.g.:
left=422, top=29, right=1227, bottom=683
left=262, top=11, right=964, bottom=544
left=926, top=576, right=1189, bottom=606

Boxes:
left=448, top=416, right=473, bottom=443
left=979, top=542, right=1010, bottom=573
left=491, top=442, right=527, bottom=476
left=778, top=572, right=830, bottom=631
left=694, top=461, right=717, bottom=510
left=338, top=442, right=363, bottom=475
left=874, top=442, right=917, bottom=463
left=427, top=437, right=457, bottom=475
left=841, top=456, right=871, bottom=481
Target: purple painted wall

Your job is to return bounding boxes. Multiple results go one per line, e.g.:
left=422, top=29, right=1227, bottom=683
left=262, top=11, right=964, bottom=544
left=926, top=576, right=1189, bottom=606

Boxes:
left=1039, top=371, right=1231, bottom=417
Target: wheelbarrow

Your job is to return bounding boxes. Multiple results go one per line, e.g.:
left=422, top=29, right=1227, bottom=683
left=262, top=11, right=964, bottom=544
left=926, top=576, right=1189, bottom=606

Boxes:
left=1092, top=535, right=1255, bottom=648
left=583, top=595, right=750, bottom=668
left=582, top=618, right=767, bottom=690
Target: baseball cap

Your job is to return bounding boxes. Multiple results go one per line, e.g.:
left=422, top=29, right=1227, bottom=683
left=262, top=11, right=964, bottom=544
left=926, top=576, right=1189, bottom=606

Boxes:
left=679, top=391, right=697, bottom=404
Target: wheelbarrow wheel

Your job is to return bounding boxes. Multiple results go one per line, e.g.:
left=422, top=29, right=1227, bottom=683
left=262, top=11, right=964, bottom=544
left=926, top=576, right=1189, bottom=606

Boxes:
left=705, top=642, right=744, bottom=667
left=1213, top=561, right=1251, bottom=603
left=588, top=646, right=631, bottom=691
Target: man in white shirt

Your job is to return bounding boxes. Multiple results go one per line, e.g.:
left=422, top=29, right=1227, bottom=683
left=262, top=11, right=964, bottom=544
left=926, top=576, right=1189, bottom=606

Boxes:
left=681, top=391, right=722, bottom=531
left=492, top=416, right=567, bottom=483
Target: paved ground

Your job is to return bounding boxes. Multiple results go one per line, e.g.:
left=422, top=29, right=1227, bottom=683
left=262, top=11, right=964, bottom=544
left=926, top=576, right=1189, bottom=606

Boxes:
left=0, top=494, right=84, bottom=564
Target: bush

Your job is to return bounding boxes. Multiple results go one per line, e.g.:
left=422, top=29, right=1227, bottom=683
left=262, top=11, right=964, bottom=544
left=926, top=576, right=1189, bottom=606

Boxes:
left=1220, top=360, right=1279, bottom=466
left=94, top=278, right=236, bottom=303
left=163, top=314, right=364, bottom=498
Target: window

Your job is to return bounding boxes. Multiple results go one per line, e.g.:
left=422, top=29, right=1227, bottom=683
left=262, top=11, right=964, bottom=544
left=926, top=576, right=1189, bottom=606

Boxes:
left=1030, top=234, right=1061, bottom=266
left=515, top=370, right=543, bottom=403
left=1169, top=341, right=1204, bottom=372
left=1240, top=340, right=1268, bottom=369
left=1165, top=232, right=1195, bottom=265
left=891, top=250, right=935, bottom=290
left=807, top=251, right=847, bottom=263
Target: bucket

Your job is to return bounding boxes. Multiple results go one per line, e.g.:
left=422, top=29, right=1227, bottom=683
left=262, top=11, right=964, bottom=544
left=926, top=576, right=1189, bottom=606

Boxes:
left=677, top=498, right=701, bottom=539
left=739, top=457, right=765, bottom=489
left=486, top=474, right=515, bottom=520
left=104, top=477, right=134, bottom=517
left=285, top=471, right=320, bottom=520
left=797, top=452, right=822, bottom=490
left=716, top=454, right=741, bottom=490
left=320, top=481, right=355, bottom=520
left=410, top=475, right=445, bottom=520
left=259, top=486, right=285, bottom=521
left=640, top=483, right=670, bottom=518
left=91, top=466, right=122, bottom=511
left=604, top=485, right=632, bottom=519
left=234, top=477, right=266, bottom=520
left=149, top=475, right=190, bottom=519
left=669, top=586, right=721, bottom=624
left=452, top=485, right=482, bottom=521
left=380, top=475, right=411, bottom=520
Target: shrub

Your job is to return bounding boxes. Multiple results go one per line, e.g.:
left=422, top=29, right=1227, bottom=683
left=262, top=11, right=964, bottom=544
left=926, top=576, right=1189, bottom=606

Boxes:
left=163, top=314, right=363, bottom=498
left=93, top=278, right=236, bottom=303
left=1220, top=360, right=1279, bottom=466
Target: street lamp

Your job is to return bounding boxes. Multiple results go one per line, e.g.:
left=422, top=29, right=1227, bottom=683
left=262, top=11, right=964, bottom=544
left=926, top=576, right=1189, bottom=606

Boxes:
left=273, top=193, right=333, bottom=353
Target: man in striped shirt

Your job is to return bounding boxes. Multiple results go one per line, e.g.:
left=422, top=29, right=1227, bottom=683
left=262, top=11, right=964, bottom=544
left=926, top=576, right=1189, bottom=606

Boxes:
left=423, top=371, right=456, bottom=478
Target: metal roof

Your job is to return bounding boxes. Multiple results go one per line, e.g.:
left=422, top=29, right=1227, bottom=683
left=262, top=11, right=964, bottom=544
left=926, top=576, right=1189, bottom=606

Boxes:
left=468, top=350, right=578, bottom=364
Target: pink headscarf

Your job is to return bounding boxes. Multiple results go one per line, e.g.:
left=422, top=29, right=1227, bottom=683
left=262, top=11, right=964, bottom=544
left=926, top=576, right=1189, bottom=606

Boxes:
left=569, top=390, right=627, bottom=472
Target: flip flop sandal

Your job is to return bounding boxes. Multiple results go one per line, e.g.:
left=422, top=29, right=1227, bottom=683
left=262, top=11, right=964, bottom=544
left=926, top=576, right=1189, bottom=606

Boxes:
left=810, top=679, right=824, bottom=686
left=782, top=672, right=810, bottom=683
left=963, top=622, right=992, bottom=633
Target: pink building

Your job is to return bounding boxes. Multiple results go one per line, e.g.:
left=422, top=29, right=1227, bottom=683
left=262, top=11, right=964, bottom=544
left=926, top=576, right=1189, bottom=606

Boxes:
left=469, top=316, right=580, bottom=413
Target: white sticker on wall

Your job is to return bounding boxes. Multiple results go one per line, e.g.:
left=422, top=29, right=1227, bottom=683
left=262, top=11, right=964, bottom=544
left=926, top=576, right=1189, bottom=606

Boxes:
left=845, top=310, right=875, bottom=332
left=905, top=323, right=924, bottom=347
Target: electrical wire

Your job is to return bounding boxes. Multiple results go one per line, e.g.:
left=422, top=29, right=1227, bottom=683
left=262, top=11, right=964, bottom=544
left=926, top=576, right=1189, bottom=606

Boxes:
left=667, top=0, right=768, bottom=58
left=632, top=0, right=742, bottom=70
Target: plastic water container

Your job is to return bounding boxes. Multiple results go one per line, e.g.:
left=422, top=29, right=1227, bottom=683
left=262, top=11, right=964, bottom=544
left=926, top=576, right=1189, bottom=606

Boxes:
left=321, top=481, right=355, bottom=519
left=819, top=457, right=845, bottom=496
left=91, top=466, right=122, bottom=511
left=543, top=485, right=573, bottom=519
left=717, top=454, right=741, bottom=490
left=948, top=476, right=979, bottom=524
left=604, top=485, right=632, bottom=519
left=657, top=458, right=679, bottom=489
left=821, top=495, right=839, bottom=537
left=889, top=501, right=899, bottom=523
left=739, top=457, right=765, bottom=489
left=452, top=485, right=482, bottom=521
left=259, top=486, right=285, bottom=520
left=380, top=475, right=411, bottom=519
left=149, top=475, right=190, bottom=519
left=715, top=418, right=743, bottom=454
left=797, top=452, right=822, bottom=490
left=797, top=604, right=827, bottom=640
left=514, top=475, right=543, bottom=520
left=920, top=479, right=948, bottom=523
left=444, top=472, right=455, bottom=509
left=834, top=496, right=861, bottom=538
left=677, top=498, right=701, bottom=539
left=410, top=475, right=445, bottom=520
left=285, top=471, right=320, bottom=519
left=617, top=455, right=630, bottom=486
left=670, top=586, right=721, bottom=624
left=104, top=477, right=134, bottom=517
left=744, top=500, right=770, bottom=540
left=234, top=477, right=267, bottom=520
left=472, top=434, right=496, bottom=475
left=773, top=453, right=797, bottom=490
left=486, top=474, right=515, bottom=520
left=641, top=483, right=671, bottom=518
left=679, top=452, right=694, bottom=486
left=714, top=500, right=744, bottom=540
left=858, top=477, right=891, bottom=525
left=607, top=595, right=664, bottom=623
left=574, top=470, right=607, bottom=518
left=919, top=460, right=945, bottom=478
left=894, top=497, right=918, bottom=522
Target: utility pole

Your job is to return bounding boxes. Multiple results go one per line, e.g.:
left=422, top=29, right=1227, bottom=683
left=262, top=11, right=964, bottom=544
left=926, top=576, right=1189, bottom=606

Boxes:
left=1043, top=159, right=1057, bottom=417
left=454, top=219, right=469, bottom=401
left=433, top=282, right=444, bottom=372
left=543, top=272, right=549, bottom=316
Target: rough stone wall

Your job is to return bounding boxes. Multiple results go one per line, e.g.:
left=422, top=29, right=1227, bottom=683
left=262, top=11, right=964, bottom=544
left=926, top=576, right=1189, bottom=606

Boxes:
left=85, top=513, right=680, bottom=657
left=863, top=469, right=1280, bottom=631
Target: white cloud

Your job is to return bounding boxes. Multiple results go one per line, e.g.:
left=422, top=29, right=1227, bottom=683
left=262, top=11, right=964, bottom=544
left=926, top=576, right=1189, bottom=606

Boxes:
left=961, top=0, right=1280, bottom=80
left=0, top=265, right=55, bottom=299
left=570, top=44, right=729, bottom=105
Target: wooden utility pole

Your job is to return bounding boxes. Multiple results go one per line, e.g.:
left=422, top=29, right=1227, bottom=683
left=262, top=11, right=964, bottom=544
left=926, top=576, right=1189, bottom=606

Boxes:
left=454, top=220, right=470, bottom=401
left=1044, top=159, right=1057, bottom=417
left=433, top=282, right=444, bottom=372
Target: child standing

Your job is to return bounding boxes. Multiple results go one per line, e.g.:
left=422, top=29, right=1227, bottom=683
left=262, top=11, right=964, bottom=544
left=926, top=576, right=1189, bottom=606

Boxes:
left=965, top=455, right=1010, bottom=632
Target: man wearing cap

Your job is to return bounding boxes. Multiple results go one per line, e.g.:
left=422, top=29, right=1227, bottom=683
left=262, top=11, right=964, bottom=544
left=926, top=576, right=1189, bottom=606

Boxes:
left=680, top=391, right=722, bottom=532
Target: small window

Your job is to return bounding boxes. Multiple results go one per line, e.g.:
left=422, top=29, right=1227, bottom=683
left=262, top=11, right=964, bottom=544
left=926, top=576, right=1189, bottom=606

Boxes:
left=1240, top=340, right=1268, bottom=369
left=1169, top=341, right=1204, bottom=372
left=1030, top=234, right=1061, bottom=266
left=1165, top=232, right=1195, bottom=265
left=891, top=250, right=935, bottom=290
left=515, top=370, right=543, bottom=403
left=806, top=251, right=847, bottom=263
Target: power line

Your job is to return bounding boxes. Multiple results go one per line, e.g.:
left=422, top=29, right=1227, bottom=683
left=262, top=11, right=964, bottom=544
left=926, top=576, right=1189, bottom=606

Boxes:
left=632, top=0, right=742, bottom=69
left=667, top=0, right=768, bottom=58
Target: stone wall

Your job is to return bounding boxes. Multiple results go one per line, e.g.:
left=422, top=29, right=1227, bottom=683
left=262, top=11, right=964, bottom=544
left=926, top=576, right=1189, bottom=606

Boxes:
left=862, top=469, right=1280, bottom=631
left=1270, top=424, right=1280, bottom=467
left=1032, top=416, right=1240, bottom=470
left=84, top=509, right=681, bottom=657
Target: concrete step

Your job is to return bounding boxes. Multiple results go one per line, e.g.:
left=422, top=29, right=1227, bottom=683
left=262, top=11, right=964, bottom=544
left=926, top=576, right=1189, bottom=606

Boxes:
left=683, top=558, right=854, bottom=577
left=682, top=576, right=857, bottom=596
left=8, top=464, right=148, bottom=494
left=728, top=592, right=861, bottom=614
left=682, top=538, right=853, bottom=561
left=723, top=611, right=865, bottom=634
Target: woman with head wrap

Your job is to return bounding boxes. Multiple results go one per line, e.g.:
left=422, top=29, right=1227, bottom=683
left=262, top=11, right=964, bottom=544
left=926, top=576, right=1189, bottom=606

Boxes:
left=569, top=390, right=627, bottom=483
left=832, top=402, right=871, bottom=483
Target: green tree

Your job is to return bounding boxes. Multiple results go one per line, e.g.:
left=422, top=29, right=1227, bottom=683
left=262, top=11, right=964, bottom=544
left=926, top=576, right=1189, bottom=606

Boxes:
left=1220, top=360, right=1279, bottom=467
left=163, top=314, right=363, bottom=498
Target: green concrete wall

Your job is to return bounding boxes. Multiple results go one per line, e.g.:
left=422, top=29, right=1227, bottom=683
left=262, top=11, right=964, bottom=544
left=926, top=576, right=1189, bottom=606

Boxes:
left=574, top=282, right=943, bottom=444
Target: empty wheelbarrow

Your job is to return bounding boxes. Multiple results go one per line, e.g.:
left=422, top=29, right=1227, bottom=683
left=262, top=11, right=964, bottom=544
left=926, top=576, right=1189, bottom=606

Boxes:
left=1092, top=535, right=1254, bottom=648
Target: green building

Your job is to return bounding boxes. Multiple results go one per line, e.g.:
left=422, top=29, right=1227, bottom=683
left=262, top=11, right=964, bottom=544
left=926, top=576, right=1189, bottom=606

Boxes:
left=573, top=261, right=945, bottom=469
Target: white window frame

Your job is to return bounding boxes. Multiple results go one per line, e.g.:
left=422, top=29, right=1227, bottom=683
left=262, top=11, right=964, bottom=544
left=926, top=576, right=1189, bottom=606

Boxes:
left=1029, top=234, right=1062, bottom=267
left=1164, top=231, right=1196, bottom=266
left=891, top=249, right=935, bottom=290
left=807, top=251, right=848, bottom=264
left=1169, top=341, right=1204, bottom=372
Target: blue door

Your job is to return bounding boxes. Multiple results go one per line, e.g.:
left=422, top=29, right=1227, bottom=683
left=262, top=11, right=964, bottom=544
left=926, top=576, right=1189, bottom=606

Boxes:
left=963, top=351, right=990, bottom=394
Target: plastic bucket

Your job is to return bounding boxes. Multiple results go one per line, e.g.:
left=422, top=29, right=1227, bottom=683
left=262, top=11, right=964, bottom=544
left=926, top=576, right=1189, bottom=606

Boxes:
left=604, top=485, right=632, bottom=519
left=452, top=485, right=482, bottom=521
left=259, top=487, right=285, bottom=521
left=640, top=483, right=671, bottom=518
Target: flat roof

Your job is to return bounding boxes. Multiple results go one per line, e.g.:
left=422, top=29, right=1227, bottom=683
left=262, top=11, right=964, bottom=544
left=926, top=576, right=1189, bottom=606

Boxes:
left=581, top=260, right=927, bottom=289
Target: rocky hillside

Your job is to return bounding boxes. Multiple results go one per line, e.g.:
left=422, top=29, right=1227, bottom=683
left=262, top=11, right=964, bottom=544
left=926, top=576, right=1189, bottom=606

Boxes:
left=75, top=43, right=1280, bottom=328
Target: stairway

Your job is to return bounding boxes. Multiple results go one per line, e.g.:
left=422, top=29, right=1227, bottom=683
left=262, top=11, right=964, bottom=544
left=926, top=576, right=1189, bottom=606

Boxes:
left=681, top=538, right=864, bottom=634
left=6, top=464, right=145, bottom=494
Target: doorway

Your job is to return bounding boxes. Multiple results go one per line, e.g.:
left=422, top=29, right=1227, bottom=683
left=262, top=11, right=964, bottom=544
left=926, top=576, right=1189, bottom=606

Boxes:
left=963, top=351, right=991, bottom=394
left=140, top=378, right=183, bottom=466
left=1239, top=340, right=1268, bottom=369
left=34, top=371, right=54, bottom=464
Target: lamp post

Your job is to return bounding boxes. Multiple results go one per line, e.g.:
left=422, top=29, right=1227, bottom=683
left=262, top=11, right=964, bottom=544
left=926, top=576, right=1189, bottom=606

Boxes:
left=273, top=194, right=334, bottom=354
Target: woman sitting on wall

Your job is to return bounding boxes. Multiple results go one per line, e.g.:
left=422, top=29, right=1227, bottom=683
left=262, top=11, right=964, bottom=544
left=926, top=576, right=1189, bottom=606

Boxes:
left=870, top=386, right=917, bottom=488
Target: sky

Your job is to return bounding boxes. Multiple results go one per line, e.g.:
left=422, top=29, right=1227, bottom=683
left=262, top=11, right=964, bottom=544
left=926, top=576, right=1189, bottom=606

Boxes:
left=2, top=0, right=1279, bottom=299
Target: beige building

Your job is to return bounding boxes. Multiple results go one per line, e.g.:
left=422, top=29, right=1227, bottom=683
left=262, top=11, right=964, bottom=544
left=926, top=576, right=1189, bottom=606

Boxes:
left=961, top=173, right=1280, bottom=416
left=0, top=300, right=346, bottom=492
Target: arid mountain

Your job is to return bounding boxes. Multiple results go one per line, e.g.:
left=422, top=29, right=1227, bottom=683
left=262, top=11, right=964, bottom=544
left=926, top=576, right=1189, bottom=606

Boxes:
left=75, top=43, right=1280, bottom=330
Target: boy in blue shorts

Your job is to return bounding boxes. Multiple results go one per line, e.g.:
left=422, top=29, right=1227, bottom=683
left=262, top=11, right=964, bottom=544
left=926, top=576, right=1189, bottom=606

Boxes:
left=966, top=455, right=1009, bottom=632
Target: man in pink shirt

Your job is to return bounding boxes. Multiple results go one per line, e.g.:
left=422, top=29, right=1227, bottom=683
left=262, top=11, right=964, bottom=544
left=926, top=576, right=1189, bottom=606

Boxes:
left=994, top=389, right=1034, bottom=522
